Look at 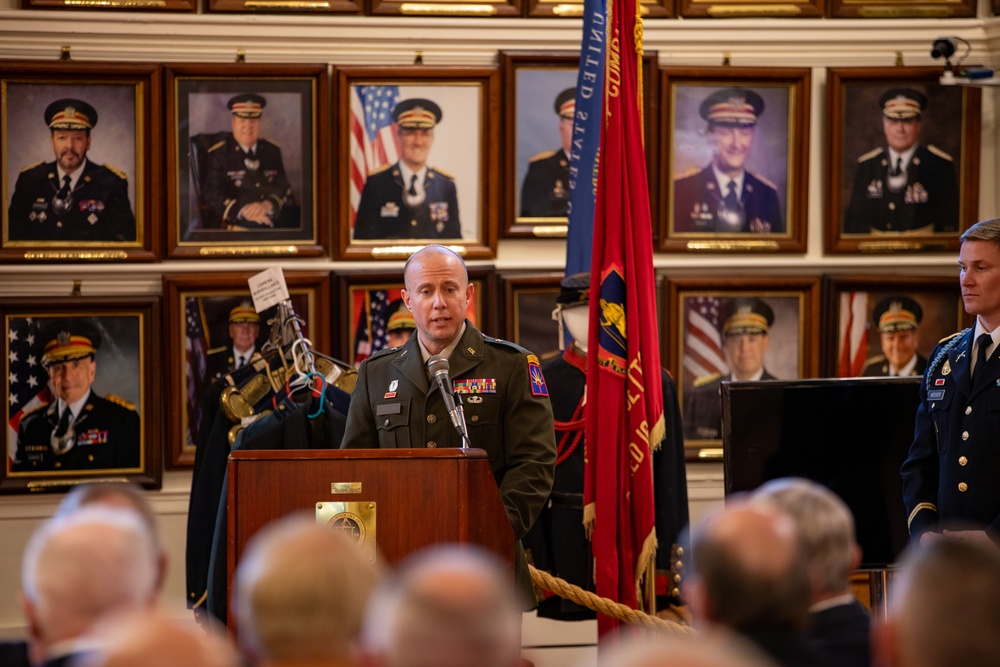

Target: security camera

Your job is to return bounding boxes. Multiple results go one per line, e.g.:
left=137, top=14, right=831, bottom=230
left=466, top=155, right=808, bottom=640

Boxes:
left=931, top=37, right=957, bottom=60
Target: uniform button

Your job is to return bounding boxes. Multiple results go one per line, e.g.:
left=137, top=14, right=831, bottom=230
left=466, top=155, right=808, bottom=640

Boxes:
left=383, top=419, right=390, bottom=427
left=959, top=456, right=969, bottom=466
left=888, top=202, right=896, bottom=211
left=962, top=431, right=970, bottom=440
left=189, top=592, right=196, bottom=599
left=672, top=587, right=680, bottom=597
left=676, top=547, right=684, bottom=556
left=471, top=415, right=479, bottom=423
left=966, top=406, right=973, bottom=415
left=958, top=482, right=968, bottom=492
left=427, top=441, right=437, bottom=448
left=87, top=455, right=94, bottom=462
left=673, top=574, right=682, bottom=583
left=55, top=462, right=61, bottom=468
left=427, top=414, right=437, bottom=424
left=411, top=219, right=418, bottom=227
left=675, top=560, right=683, bottom=569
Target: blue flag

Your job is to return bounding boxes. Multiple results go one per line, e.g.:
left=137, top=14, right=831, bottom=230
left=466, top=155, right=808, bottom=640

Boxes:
left=565, top=0, right=607, bottom=276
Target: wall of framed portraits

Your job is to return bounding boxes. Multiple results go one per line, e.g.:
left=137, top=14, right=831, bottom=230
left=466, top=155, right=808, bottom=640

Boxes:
left=1, top=5, right=999, bottom=657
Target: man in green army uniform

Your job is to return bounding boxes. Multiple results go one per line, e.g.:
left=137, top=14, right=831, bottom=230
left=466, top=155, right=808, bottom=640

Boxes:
left=13, top=320, right=140, bottom=472
left=341, top=245, right=556, bottom=608
left=8, top=98, right=135, bottom=242
left=519, top=87, right=574, bottom=219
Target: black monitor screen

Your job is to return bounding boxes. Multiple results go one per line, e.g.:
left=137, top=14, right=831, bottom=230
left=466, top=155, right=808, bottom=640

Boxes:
left=722, top=377, right=921, bottom=568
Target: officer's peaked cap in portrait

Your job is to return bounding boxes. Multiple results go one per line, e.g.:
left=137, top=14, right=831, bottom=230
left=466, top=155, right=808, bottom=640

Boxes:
left=556, top=272, right=591, bottom=307
left=555, top=88, right=576, bottom=119
left=38, top=319, right=102, bottom=368
left=873, top=295, right=923, bottom=333
left=228, top=301, right=260, bottom=324
left=700, top=88, right=764, bottom=127
left=880, top=88, right=927, bottom=120
left=228, top=93, right=267, bottom=119
left=387, top=307, right=416, bottom=332
left=392, top=98, right=442, bottom=129
left=719, top=297, right=774, bottom=336
left=45, top=98, right=98, bottom=131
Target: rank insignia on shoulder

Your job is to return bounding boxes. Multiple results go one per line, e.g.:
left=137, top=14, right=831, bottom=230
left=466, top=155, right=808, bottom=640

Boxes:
left=527, top=357, right=549, bottom=397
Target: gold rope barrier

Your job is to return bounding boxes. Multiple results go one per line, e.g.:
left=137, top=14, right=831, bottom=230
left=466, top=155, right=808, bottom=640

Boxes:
left=529, top=564, right=695, bottom=636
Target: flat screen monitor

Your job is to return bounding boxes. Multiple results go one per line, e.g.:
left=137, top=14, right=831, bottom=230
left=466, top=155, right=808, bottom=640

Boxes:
left=722, top=377, right=920, bottom=568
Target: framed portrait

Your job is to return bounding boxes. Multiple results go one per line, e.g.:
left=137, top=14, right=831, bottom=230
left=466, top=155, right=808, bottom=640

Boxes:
left=678, top=0, right=822, bottom=16
left=3, top=297, right=161, bottom=493
left=165, top=64, right=328, bottom=259
left=526, top=0, right=672, bottom=17
left=828, top=0, right=974, bottom=18
left=497, top=271, right=563, bottom=364
left=207, top=0, right=359, bottom=13
left=23, top=0, right=194, bottom=11
left=336, top=267, right=494, bottom=366
left=334, top=66, right=499, bottom=260
left=659, top=67, right=810, bottom=254
left=368, top=0, right=519, bottom=17
left=823, top=274, right=967, bottom=378
left=499, top=51, right=659, bottom=238
left=663, top=276, right=820, bottom=459
left=0, top=61, right=161, bottom=262
left=825, top=67, right=981, bottom=254
left=162, top=272, right=330, bottom=467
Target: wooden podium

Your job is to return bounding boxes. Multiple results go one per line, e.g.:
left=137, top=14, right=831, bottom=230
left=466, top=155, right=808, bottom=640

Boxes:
left=227, top=448, right=514, bottom=596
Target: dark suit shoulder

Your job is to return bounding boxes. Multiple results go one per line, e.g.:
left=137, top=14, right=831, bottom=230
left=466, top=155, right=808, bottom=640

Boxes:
left=529, top=149, right=558, bottom=162
left=19, top=161, right=45, bottom=174
left=926, top=144, right=954, bottom=162
left=260, top=137, right=281, bottom=150
left=21, top=401, right=51, bottom=420
left=366, top=346, right=402, bottom=364
left=104, top=393, right=136, bottom=411
left=102, top=164, right=128, bottom=180
left=938, top=329, right=966, bottom=345
left=747, top=170, right=779, bottom=192
left=862, top=355, right=886, bottom=369
left=482, top=335, right=532, bottom=356
left=693, top=372, right=721, bottom=388
left=857, top=147, right=884, bottom=163
left=430, top=166, right=456, bottom=180
left=367, top=163, right=393, bottom=177
left=673, top=166, right=703, bottom=182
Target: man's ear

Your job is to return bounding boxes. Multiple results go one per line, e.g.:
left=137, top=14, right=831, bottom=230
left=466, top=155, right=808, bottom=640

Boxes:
left=401, top=289, right=410, bottom=310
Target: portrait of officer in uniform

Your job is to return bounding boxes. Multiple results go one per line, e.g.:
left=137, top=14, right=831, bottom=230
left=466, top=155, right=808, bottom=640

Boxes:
left=672, top=87, right=784, bottom=235
left=353, top=98, right=461, bottom=241
left=12, top=319, right=140, bottom=473
left=195, top=93, right=297, bottom=231
left=844, top=87, right=959, bottom=235
left=684, top=297, right=777, bottom=440
left=519, top=88, right=573, bottom=219
left=204, top=301, right=261, bottom=382
left=7, top=98, right=135, bottom=243
left=861, top=295, right=927, bottom=377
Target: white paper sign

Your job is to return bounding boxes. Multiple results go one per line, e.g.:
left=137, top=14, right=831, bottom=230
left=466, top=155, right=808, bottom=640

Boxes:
left=248, top=267, right=290, bottom=313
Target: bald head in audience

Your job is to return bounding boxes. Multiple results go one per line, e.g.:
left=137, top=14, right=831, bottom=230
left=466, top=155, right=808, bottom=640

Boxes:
left=358, top=546, right=521, bottom=667
left=20, top=506, right=159, bottom=664
left=874, top=538, right=1000, bottom=667
left=56, top=482, right=168, bottom=593
left=688, top=500, right=811, bottom=634
left=597, top=634, right=778, bottom=667
left=233, top=515, right=381, bottom=667
left=78, top=612, right=238, bottom=667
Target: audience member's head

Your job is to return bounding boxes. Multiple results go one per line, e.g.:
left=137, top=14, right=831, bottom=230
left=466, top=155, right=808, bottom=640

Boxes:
left=358, top=545, right=521, bottom=667
left=750, top=478, right=860, bottom=602
left=20, top=506, right=159, bottom=659
left=55, top=481, right=168, bottom=592
left=233, top=514, right=381, bottom=667
left=873, top=537, right=1000, bottom=667
left=77, top=611, right=238, bottom=667
left=687, top=499, right=811, bottom=635
left=597, top=632, right=778, bottom=667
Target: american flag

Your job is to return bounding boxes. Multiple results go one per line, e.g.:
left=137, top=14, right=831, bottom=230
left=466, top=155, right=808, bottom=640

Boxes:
left=353, top=290, right=391, bottom=367
left=185, top=298, right=209, bottom=447
left=838, top=291, right=870, bottom=377
left=349, top=85, right=401, bottom=225
left=7, top=317, right=53, bottom=467
left=683, top=296, right=729, bottom=386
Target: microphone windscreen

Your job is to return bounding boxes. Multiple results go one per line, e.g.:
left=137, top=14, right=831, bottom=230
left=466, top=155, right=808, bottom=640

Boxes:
left=427, top=354, right=450, bottom=378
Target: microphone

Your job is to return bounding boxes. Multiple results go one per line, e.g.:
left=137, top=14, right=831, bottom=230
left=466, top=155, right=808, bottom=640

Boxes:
left=427, top=354, right=471, bottom=449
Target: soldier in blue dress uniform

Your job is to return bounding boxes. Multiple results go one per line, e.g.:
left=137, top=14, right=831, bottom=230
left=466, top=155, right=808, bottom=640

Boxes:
left=519, top=87, right=573, bottom=219
left=844, top=88, right=958, bottom=235
left=8, top=98, right=135, bottom=242
left=672, top=87, right=783, bottom=234
left=13, top=319, right=140, bottom=472
left=903, top=218, right=1000, bottom=547
left=354, top=99, right=461, bottom=240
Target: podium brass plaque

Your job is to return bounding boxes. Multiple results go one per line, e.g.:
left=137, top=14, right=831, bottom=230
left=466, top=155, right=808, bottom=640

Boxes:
left=316, top=501, right=377, bottom=562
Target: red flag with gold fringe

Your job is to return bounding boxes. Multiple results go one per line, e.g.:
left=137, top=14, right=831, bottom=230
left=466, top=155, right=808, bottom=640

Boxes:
left=582, top=0, right=664, bottom=637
